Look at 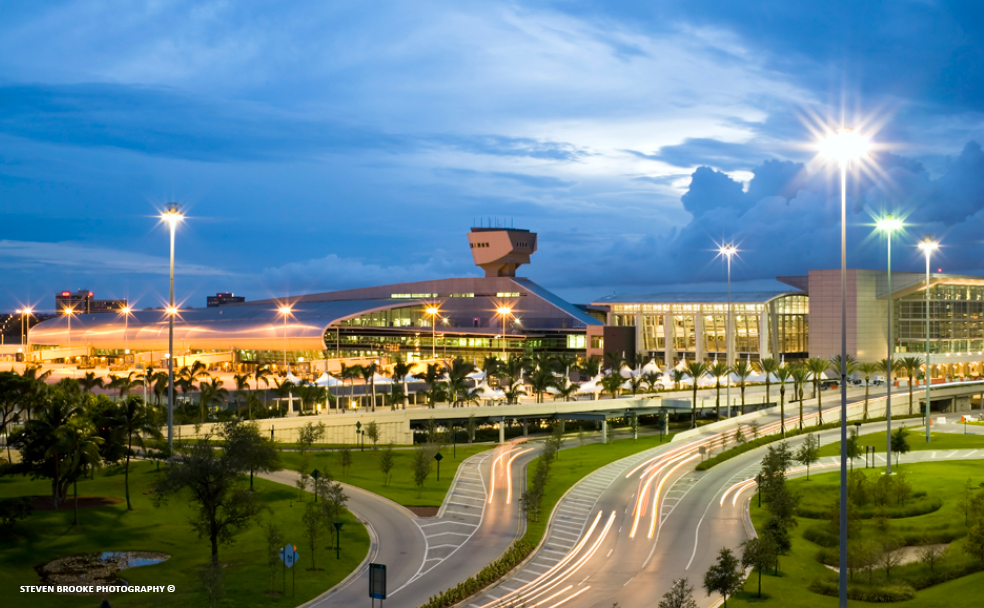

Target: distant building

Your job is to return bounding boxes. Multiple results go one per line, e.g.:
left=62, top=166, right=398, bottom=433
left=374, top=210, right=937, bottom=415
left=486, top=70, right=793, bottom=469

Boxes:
left=54, top=290, right=128, bottom=314
left=207, top=292, right=246, bottom=307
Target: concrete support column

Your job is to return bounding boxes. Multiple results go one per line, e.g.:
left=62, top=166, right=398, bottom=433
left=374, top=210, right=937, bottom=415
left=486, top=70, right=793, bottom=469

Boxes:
left=601, top=419, right=608, bottom=444
left=499, top=422, right=505, bottom=444
left=664, top=314, right=674, bottom=371
left=759, top=308, right=770, bottom=359
left=695, top=313, right=704, bottom=362
left=522, top=420, right=528, bottom=436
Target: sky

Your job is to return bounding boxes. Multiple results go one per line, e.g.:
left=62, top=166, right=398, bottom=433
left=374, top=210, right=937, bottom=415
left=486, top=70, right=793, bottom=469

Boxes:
left=2, top=0, right=984, bottom=312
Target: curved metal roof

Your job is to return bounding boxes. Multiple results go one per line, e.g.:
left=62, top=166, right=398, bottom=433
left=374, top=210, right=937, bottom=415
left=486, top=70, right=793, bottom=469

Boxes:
left=591, top=291, right=804, bottom=305
left=29, top=299, right=423, bottom=351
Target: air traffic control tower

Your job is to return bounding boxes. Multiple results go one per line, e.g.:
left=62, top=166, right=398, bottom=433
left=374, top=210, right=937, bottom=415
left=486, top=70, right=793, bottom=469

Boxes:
left=467, top=227, right=538, bottom=277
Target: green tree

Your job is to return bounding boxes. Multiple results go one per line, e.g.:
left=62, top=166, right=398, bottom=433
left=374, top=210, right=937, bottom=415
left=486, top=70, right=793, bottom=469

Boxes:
left=50, top=420, right=103, bottom=525
left=76, top=371, right=104, bottom=394
left=302, top=502, right=325, bottom=571
left=380, top=443, right=395, bottom=485
left=806, top=357, right=830, bottom=425
left=709, top=361, right=729, bottom=420
left=672, top=369, right=686, bottom=390
left=153, top=432, right=266, bottom=564
left=846, top=426, right=862, bottom=471
left=114, top=396, right=161, bottom=509
left=891, top=425, right=911, bottom=467
left=365, top=421, right=380, bottom=449
left=789, top=363, right=810, bottom=430
left=321, top=480, right=348, bottom=547
left=760, top=357, right=780, bottom=405
left=412, top=446, right=433, bottom=497
left=658, top=578, right=698, bottom=608
left=899, top=356, right=924, bottom=415
left=338, top=447, right=353, bottom=475
left=795, top=434, right=820, bottom=480
left=233, top=373, right=252, bottom=416
left=827, top=354, right=858, bottom=426
left=966, top=524, right=984, bottom=564
left=600, top=370, right=623, bottom=400
left=254, top=364, right=273, bottom=415
left=857, top=361, right=880, bottom=420
left=9, top=394, right=84, bottom=506
left=221, top=420, right=282, bottom=491
left=702, top=547, right=743, bottom=608
left=359, top=362, right=379, bottom=411
left=528, top=367, right=558, bottom=403
left=0, top=372, right=34, bottom=462
left=685, top=361, right=711, bottom=428
left=731, top=360, right=753, bottom=415
left=297, top=421, right=326, bottom=455
left=265, top=522, right=284, bottom=594
left=199, top=377, right=229, bottom=423
left=740, top=534, right=778, bottom=598
left=0, top=497, right=34, bottom=536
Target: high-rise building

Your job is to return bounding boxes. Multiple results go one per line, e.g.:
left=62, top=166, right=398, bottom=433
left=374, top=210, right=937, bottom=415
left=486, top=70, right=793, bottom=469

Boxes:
left=54, top=290, right=127, bottom=314
left=207, top=292, right=246, bottom=307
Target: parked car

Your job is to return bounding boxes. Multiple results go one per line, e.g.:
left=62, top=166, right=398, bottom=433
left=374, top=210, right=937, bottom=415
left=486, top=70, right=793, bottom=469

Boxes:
left=820, top=380, right=839, bottom=390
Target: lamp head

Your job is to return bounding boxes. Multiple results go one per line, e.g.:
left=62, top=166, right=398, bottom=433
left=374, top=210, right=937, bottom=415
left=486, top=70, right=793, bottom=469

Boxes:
left=496, top=306, right=512, bottom=316
left=876, top=215, right=903, bottom=233
left=821, top=127, right=869, bottom=164
left=425, top=306, right=439, bottom=316
left=918, top=236, right=939, bottom=253
left=718, top=244, right=738, bottom=259
left=279, top=306, right=292, bottom=315
left=121, top=306, right=132, bottom=315
left=166, top=306, right=178, bottom=316
left=161, top=202, right=183, bottom=227
left=63, top=307, right=74, bottom=316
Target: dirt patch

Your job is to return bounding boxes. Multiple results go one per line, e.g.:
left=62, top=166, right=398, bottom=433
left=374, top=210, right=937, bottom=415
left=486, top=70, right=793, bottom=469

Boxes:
left=36, top=551, right=170, bottom=587
left=406, top=506, right=440, bottom=517
left=30, top=496, right=124, bottom=511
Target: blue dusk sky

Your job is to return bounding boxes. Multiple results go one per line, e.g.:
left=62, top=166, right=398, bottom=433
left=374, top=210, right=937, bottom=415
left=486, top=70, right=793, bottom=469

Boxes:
left=2, top=1, right=984, bottom=312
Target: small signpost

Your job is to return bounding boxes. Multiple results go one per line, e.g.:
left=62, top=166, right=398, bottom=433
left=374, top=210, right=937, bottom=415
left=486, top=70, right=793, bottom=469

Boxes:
left=369, top=563, right=387, bottom=608
left=334, top=521, right=344, bottom=559
left=434, top=451, right=444, bottom=481
left=698, top=445, right=706, bottom=461
left=279, top=544, right=299, bottom=597
left=356, top=421, right=363, bottom=451
left=311, top=468, right=321, bottom=502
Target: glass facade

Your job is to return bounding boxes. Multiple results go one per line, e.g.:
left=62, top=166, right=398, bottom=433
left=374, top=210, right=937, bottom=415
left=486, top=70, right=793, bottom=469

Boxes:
left=769, top=295, right=809, bottom=355
left=895, top=284, right=984, bottom=354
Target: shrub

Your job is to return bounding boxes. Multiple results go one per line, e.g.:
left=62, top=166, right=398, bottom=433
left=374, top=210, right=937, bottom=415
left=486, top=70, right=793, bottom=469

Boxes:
left=809, top=576, right=916, bottom=602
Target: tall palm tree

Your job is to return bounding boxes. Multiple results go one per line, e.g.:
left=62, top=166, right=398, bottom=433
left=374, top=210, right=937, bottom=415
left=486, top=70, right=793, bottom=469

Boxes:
left=760, top=357, right=780, bottom=406
left=775, top=365, right=793, bottom=437
left=114, top=396, right=160, bottom=510
left=107, top=374, right=123, bottom=398
left=390, top=359, right=413, bottom=410
left=789, top=363, right=811, bottom=430
left=600, top=370, right=623, bottom=400
left=553, top=382, right=579, bottom=402
left=642, top=371, right=662, bottom=393
left=627, top=374, right=645, bottom=395
left=899, top=356, right=924, bottom=415
left=360, top=362, right=379, bottom=411
left=857, top=361, right=880, bottom=420
left=341, top=363, right=361, bottom=410
left=826, top=354, right=858, bottom=426
left=672, top=369, right=686, bottom=390
left=446, top=357, right=477, bottom=407
left=198, top=377, right=228, bottom=422
left=708, top=361, right=729, bottom=420
left=273, top=378, right=294, bottom=416
left=806, top=357, right=831, bottom=426
left=77, top=371, right=104, bottom=394
left=254, top=364, right=273, bottom=414
left=684, top=360, right=711, bottom=428
left=528, top=367, right=557, bottom=403
left=422, top=363, right=444, bottom=408
left=49, top=421, right=103, bottom=525
left=151, top=371, right=169, bottom=408
left=577, top=355, right=602, bottom=381
left=233, top=373, right=251, bottom=417
left=19, top=365, right=53, bottom=422
left=731, top=359, right=753, bottom=415
left=604, top=351, right=626, bottom=375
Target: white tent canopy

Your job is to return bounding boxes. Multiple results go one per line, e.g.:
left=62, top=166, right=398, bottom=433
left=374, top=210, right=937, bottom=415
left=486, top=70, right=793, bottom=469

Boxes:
left=313, top=372, right=343, bottom=387
left=285, top=372, right=303, bottom=385
left=576, top=373, right=604, bottom=394
left=473, top=381, right=505, bottom=400
left=641, top=359, right=662, bottom=375
left=467, top=370, right=485, bottom=381
left=371, top=372, right=393, bottom=385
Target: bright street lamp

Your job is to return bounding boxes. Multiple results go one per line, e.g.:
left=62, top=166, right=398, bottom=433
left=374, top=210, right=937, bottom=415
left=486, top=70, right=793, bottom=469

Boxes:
left=821, top=125, right=868, bottom=608
left=425, top=306, right=440, bottom=359
left=496, top=306, right=513, bottom=359
left=120, top=305, right=133, bottom=366
left=279, top=306, right=292, bottom=369
left=876, top=215, right=903, bottom=473
left=162, top=202, right=183, bottom=452
left=63, top=306, right=76, bottom=353
left=918, top=236, right=939, bottom=444
left=718, top=243, right=738, bottom=417
left=19, top=307, right=34, bottom=361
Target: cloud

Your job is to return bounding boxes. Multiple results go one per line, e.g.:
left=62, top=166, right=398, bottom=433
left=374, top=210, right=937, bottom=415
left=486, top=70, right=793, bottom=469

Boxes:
left=0, top=239, right=227, bottom=276
left=434, top=167, right=575, bottom=188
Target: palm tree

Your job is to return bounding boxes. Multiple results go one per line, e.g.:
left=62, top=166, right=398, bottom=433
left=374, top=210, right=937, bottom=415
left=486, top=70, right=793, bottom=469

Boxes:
left=118, top=371, right=141, bottom=399
left=233, top=373, right=251, bottom=417
left=671, top=369, right=686, bottom=390
left=760, top=357, right=780, bottom=405
left=19, top=365, right=53, bottom=422
left=627, top=374, right=645, bottom=395
left=360, top=362, right=380, bottom=411
left=684, top=360, right=711, bottom=428
left=709, top=361, right=729, bottom=420
left=553, top=382, right=579, bottom=402
left=500, top=357, right=525, bottom=394
left=806, top=357, right=830, bottom=426
left=390, top=359, right=413, bottom=409
left=114, top=396, right=160, bottom=510
left=789, top=363, right=811, bottom=430
left=775, top=365, right=793, bottom=436
left=731, top=359, right=753, bottom=415
left=827, top=354, right=858, bottom=426
left=422, top=363, right=443, bottom=408
left=254, top=364, right=273, bottom=414
left=899, top=356, right=924, bottom=415
left=198, top=377, right=228, bottom=422
left=77, top=371, right=104, bottom=394
left=341, top=363, right=361, bottom=410
left=600, top=370, right=623, bottom=400
left=528, top=367, right=557, bottom=403
left=857, top=361, right=880, bottom=420
left=446, top=357, right=477, bottom=407
left=604, top=351, right=626, bottom=375
left=49, top=421, right=103, bottom=525
left=273, top=378, right=294, bottom=416
left=642, top=371, right=662, bottom=393
left=577, top=355, right=602, bottom=381
left=150, top=371, right=169, bottom=408
left=107, top=374, right=123, bottom=398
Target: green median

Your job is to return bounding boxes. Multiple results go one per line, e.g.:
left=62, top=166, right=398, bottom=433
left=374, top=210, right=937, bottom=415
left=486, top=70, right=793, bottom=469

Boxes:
left=817, top=430, right=984, bottom=459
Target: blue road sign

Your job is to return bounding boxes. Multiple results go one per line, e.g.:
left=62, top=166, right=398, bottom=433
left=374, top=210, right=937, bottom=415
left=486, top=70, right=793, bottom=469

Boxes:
left=280, top=544, right=299, bottom=568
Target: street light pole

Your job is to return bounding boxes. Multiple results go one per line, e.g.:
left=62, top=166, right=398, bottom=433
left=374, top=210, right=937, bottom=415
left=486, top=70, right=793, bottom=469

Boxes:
left=719, top=244, right=737, bottom=417
left=163, top=202, right=183, bottom=453
left=919, top=237, right=939, bottom=443
left=280, top=306, right=292, bottom=370
left=121, top=306, right=132, bottom=367
left=877, top=216, right=902, bottom=473
left=822, top=126, right=867, bottom=608
left=426, top=306, right=440, bottom=359
left=497, top=307, right=512, bottom=360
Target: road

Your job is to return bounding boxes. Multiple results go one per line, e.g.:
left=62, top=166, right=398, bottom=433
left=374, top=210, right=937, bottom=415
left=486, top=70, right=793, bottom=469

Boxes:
left=464, top=400, right=984, bottom=608
left=261, top=440, right=540, bottom=608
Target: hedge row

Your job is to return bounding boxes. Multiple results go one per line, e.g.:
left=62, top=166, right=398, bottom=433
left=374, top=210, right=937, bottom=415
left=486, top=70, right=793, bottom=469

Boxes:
left=797, top=496, right=942, bottom=520
left=418, top=539, right=535, bottom=608
left=809, top=576, right=916, bottom=602
left=694, top=414, right=923, bottom=471
left=807, top=523, right=967, bottom=553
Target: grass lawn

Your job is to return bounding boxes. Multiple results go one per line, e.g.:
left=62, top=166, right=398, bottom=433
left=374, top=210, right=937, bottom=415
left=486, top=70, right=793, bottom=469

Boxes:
left=0, top=461, right=368, bottom=608
left=279, top=444, right=494, bottom=507
left=728, top=460, right=984, bottom=607
left=817, top=430, right=984, bottom=459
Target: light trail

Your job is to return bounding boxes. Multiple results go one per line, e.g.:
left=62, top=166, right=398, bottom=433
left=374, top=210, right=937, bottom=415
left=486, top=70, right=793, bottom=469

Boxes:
left=488, top=445, right=512, bottom=504
left=648, top=453, right=700, bottom=539
left=543, top=585, right=591, bottom=608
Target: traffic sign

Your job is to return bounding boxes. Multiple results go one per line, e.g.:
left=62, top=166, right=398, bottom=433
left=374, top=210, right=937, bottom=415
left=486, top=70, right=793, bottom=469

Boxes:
left=433, top=452, right=443, bottom=462
left=280, top=544, right=299, bottom=568
left=369, top=563, right=387, bottom=600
